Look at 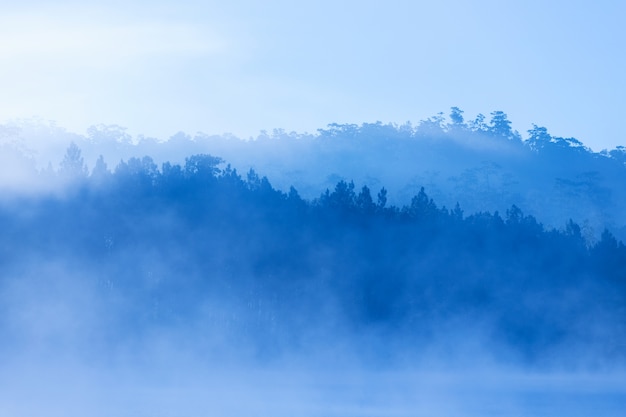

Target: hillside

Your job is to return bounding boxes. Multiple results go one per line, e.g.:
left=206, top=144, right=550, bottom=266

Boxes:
left=3, top=109, right=625, bottom=243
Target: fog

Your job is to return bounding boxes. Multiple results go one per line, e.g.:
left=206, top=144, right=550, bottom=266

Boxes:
left=3, top=112, right=626, bottom=240
left=3, top=362, right=625, bottom=416
left=2, top=263, right=625, bottom=417
left=1, top=113, right=625, bottom=416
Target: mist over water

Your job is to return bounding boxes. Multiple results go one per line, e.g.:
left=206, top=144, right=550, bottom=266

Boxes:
left=1, top=113, right=626, bottom=416
left=2, top=352, right=626, bottom=416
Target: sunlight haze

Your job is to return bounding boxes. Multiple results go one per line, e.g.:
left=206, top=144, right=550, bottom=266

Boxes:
left=1, top=0, right=624, bottom=150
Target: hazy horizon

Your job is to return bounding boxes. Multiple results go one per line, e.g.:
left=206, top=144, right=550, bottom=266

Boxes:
left=2, top=1, right=626, bottom=416
left=2, top=1, right=625, bottom=151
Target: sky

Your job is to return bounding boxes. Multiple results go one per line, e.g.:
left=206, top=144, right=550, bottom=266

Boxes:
left=1, top=0, right=625, bottom=150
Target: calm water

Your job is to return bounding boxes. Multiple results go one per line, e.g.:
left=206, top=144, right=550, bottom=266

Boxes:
left=3, top=365, right=625, bottom=417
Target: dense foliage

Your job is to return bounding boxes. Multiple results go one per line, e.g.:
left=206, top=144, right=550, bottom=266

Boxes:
left=4, top=108, right=626, bottom=243
left=2, top=148, right=625, bottom=367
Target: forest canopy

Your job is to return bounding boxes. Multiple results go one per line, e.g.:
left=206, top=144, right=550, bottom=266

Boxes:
left=1, top=142, right=625, bottom=367
left=2, top=108, right=625, bottom=243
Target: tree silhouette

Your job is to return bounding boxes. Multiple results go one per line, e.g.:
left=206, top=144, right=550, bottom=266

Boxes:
left=449, top=106, right=465, bottom=127
left=377, top=187, right=388, bottom=209
left=489, top=111, right=517, bottom=140
left=356, top=185, right=375, bottom=214
left=60, top=142, right=88, bottom=178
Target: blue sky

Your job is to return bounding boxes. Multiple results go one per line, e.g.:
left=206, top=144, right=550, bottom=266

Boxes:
left=1, top=0, right=624, bottom=150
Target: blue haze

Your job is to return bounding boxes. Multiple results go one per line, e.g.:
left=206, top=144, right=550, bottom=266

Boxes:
left=2, top=1, right=626, bottom=415
left=1, top=1, right=626, bottom=151
left=0, top=116, right=626, bottom=415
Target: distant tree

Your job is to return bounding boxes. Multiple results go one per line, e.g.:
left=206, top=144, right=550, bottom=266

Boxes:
left=318, top=123, right=359, bottom=139
left=607, top=146, right=626, bottom=166
left=159, top=161, right=185, bottom=195
left=416, top=113, right=446, bottom=138
left=90, top=155, right=111, bottom=184
left=245, top=168, right=275, bottom=197
left=452, top=202, right=464, bottom=221
left=449, top=107, right=465, bottom=127
left=470, top=113, right=488, bottom=132
left=488, top=111, right=517, bottom=140
left=591, top=229, right=626, bottom=281
left=60, top=142, right=88, bottom=178
left=287, top=186, right=306, bottom=209
left=377, top=187, right=388, bottom=210
left=356, top=185, right=375, bottom=214
left=219, top=164, right=245, bottom=189
left=505, top=204, right=524, bottom=225
left=595, top=229, right=619, bottom=252
left=114, top=156, right=160, bottom=191
left=161, top=161, right=184, bottom=183
left=564, top=219, right=583, bottom=241
left=87, top=124, right=132, bottom=145
left=407, top=187, right=438, bottom=220
left=246, top=168, right=262, bottom=190
left=398, top=121, right=415, bottom=138
left=92, top=155, right=108, bottom=175
left=527, top=124, right=552, bottom=151
left=170, top=131, right=193, bottom=145
left=184, top=154, right=223, bottom=179
left=327, top=180, right=356, bottom=210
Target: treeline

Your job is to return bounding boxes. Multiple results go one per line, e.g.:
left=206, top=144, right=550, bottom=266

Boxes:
left=4, top=109, right=626, bottom=244
left=1, top=146, right=625, bottom=366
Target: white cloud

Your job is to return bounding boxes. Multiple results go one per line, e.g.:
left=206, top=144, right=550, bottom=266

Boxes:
left=0, top=11, right=226, bottom=70
left=0, top=6, right=234, bottom=137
